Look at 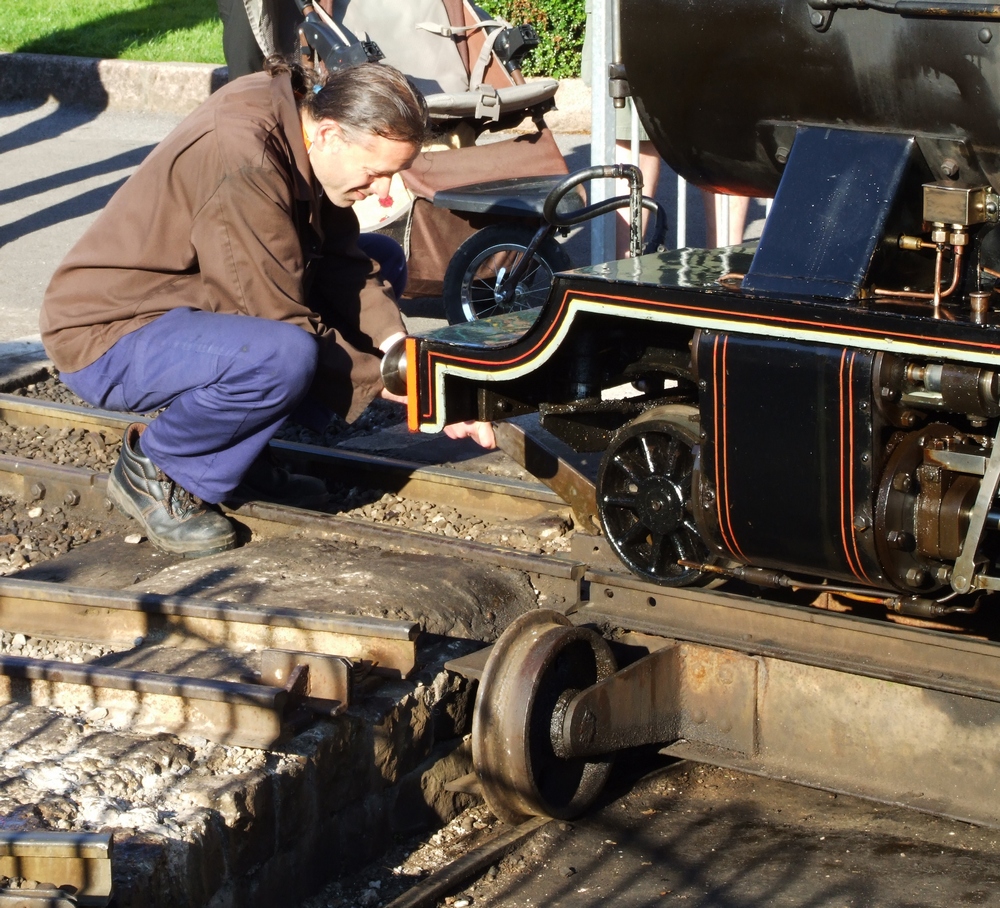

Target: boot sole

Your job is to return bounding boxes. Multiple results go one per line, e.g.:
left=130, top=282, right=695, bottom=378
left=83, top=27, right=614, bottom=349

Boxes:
left=108, top=473, right=237, bottom=558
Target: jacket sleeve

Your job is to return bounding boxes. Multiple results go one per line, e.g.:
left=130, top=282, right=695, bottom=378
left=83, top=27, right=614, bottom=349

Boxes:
left=192, top=162, right=404, bottom=349
left=311, top=202, right=406, bottom=349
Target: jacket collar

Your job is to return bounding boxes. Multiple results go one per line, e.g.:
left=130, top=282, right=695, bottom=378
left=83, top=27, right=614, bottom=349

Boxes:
left=271, top=73, right=323, bottom=229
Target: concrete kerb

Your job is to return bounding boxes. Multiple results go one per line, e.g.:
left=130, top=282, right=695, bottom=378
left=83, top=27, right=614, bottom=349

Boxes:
left=0, top=53, right=228, bottom=116
left=0, top=51, right=591, bottom=130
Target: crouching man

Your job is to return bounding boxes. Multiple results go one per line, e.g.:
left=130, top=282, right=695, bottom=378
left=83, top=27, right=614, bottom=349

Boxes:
left=40, top=58, right=494, bottom=558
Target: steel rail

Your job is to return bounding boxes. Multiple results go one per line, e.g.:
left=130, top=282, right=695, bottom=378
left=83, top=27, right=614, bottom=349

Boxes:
left=0, top=394, right=568, bottom=522
left=0, top=831, right=112, bottom=907
left=0, top=453, right=587, bottom=608
left=0, top=576, right=419, bottom=677
left=0, top=652, right=288, bottom=749
left=4, top=424, right=999, bottom=697
left=382, top=816, right=550, bottom=908
left=579, top=568, right=1000, bottom=702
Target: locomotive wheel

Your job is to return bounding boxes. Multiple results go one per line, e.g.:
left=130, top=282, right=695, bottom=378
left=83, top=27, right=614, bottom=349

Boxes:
left=472, top=609, right=617, bottom=824
left=442, top=225, right=571, bottom=325
left=597, top=404, right=712, bottom=586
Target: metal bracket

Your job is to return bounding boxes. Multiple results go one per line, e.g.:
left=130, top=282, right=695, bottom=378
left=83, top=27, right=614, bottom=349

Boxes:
left=260, top=649, right=352, bottom=715
left=808, top=5, right=836, bottom=30
left=558, top=641, right=758, bottom=759
left=492, top=420, right=600, bottom=533
left=951, top=419, right=1000, bottom=593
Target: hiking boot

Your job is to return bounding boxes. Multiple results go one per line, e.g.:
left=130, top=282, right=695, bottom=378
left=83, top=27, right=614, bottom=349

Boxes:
left=108, top=423, right=237, bottom=557
left=227, top=450, right=329, bottom=508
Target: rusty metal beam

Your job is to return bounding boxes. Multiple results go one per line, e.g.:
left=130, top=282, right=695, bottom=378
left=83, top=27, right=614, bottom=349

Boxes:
left=0, top=455, right=107, bottom=514
left=492, top=420, right=600, bottom=533
left=659, top=650, right=1000, bottom=830
left=261, top=648, right=352, bottom=711
left=578, top=569, right=1000, bottom=702
left=0, top=395, right=569, bottom=522
left=568, top=573, right=1000, bottom=827
left=0, top=577, right=419, bottom=678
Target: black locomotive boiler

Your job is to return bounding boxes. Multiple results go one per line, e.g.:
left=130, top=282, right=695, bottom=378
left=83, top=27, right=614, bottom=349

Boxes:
left=384, top=1, right=1000, bottom=823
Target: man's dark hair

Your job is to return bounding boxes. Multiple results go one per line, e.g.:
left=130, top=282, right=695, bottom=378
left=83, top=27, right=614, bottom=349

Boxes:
left=265, top=57, right=427, bottom=146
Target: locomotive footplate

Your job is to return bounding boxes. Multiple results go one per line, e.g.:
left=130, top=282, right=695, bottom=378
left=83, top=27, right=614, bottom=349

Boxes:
left=404, top=245, right=1000, bottom=601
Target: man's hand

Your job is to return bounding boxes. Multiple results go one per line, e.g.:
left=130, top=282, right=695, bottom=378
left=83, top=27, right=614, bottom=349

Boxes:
left=377, top=332, right=495, bottom=448
left=443, top=420, right=496, bottom=449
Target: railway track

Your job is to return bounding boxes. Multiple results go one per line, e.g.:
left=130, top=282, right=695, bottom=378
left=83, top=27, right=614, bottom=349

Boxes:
left=4, top=386, right=1000, bottom=907
left=3, top=391, right=1000, bottom=736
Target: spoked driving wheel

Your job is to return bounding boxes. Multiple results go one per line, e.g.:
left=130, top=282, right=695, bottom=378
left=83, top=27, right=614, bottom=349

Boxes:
left=472, top=610, right=617, bottom=824
left=442, top=225, right=571, bottom=325
left=597, top=404, right=712, bottom=586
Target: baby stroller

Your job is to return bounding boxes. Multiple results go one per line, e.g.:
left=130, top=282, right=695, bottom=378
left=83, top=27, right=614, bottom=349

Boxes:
left=296, top=0, right=582, bottom=324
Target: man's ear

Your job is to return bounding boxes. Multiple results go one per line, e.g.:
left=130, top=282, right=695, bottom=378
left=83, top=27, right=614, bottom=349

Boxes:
left=314, top=119, right=346, bottom=153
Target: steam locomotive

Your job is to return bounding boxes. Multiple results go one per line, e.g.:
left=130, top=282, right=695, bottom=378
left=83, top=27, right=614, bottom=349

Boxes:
left=395, top=1, right=1000, bottom=616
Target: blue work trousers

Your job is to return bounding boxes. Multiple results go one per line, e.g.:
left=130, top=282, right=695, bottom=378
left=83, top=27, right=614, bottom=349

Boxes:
left=61, top=307, right=319, bottom=503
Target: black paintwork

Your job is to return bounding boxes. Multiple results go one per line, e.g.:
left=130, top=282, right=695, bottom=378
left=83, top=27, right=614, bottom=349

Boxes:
left=742, top=128, right=925, bottom=301
left=696, top=332, right=882, bottom=585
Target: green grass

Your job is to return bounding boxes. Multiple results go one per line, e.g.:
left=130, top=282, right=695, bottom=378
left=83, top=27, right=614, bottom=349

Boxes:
left=0, top=0, right=224, bottom=64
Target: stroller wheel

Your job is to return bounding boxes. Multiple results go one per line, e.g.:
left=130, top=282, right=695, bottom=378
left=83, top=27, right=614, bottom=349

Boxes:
left=443, top=225, right=572, bottom=325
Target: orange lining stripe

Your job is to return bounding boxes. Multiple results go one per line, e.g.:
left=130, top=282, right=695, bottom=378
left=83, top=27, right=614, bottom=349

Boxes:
left=712, top=337, right=727, bottom=550
left=836, top=352, right=873, bottom=584
left=845, top=353, right=873, bottom=584
left=419, top=286, right=1000, bottom=421
left=712, top=337, right=747, bottom=561
left=837, top=351, right=858, bottom=579
left=406, top=336, right=419, bottom=432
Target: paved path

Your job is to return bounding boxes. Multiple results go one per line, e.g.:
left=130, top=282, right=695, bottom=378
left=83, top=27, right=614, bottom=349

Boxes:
left=0, top=100, right=185, bottom=343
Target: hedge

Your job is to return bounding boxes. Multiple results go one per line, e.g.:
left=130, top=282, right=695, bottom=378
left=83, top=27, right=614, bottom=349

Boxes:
left=478, top=0, right=586, bottom=80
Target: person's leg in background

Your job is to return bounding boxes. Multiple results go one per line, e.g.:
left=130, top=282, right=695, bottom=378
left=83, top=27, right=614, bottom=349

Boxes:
left=614, top=99, right=662, bottom=258
left=357, top=233, right=408, bottom=301
left=287, top=231, right=409, bottom=434
left=216, top=0, right=265, bottom=80
left=703, top=192, right=750, bottom=247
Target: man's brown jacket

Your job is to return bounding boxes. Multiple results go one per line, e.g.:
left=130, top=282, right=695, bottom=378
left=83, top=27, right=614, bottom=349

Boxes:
left=40, top=71, right=405, bottom=422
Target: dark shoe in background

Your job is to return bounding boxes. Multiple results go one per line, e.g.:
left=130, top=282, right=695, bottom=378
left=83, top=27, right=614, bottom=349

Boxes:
left=108, top=423, right=237, bottom=557
left=226, top=450, right=329, bottom=509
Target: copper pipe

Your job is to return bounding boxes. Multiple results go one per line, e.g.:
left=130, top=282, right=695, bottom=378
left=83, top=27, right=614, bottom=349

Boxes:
left=873, top=244, right=964, bottom=301
left=983, top=266, right=1000, bottom=281
left=932, top=243, right=945, bottom=312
